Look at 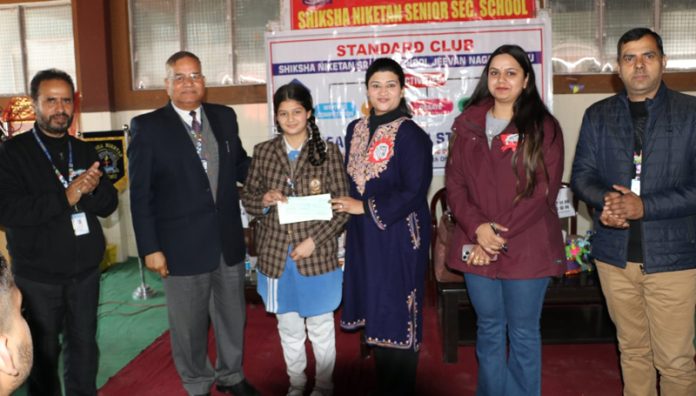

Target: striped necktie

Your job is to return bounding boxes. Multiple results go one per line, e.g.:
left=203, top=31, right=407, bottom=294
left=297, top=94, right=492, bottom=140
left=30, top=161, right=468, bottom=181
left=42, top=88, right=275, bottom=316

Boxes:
left=190, top=110, right=202, bottom=133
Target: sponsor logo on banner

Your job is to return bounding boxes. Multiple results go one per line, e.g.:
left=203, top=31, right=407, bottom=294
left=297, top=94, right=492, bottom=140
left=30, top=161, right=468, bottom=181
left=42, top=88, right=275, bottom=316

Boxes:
left=314, top=102, right=356, bottom=119
left=405, top=72, right=447, bottom=88
left=410, top=99, right=454, bottom=116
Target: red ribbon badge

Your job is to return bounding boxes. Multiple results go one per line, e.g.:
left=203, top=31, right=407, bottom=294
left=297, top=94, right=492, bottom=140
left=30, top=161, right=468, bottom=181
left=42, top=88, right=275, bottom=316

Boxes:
left=368, top=137, right=395, bottom=163
left=500, top=133, right=519, bottom=152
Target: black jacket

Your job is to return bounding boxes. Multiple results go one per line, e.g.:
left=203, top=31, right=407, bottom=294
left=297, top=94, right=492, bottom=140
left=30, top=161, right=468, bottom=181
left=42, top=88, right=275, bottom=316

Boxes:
left=128, top=102, right=250, bottom=276
left=0, top=126, right=119, bottom=282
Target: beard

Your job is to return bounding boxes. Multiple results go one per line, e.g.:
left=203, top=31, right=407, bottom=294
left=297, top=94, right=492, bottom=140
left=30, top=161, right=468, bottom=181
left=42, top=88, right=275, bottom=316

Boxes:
left=36, top=112, right=73, bottom=136
left=9, top=340, right=33, bottom=391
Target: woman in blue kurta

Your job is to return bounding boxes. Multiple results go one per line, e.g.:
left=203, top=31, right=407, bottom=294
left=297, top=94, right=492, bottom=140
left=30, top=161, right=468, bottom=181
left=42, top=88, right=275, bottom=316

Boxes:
left=331, top=58, right=432, bottom=395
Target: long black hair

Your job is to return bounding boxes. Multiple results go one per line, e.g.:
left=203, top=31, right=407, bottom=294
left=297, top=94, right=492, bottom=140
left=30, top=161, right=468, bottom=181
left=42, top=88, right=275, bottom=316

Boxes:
left=273, top=82, right=326, bottom=166
left=364, top=58, right=412, bottom=117
left=466, top=44, right=556, bottom=200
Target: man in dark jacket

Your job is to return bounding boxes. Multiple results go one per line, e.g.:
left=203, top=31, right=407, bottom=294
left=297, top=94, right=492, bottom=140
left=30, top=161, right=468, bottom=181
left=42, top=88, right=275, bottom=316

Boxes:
left=128, top=51, right=257, bottom=396
left=0, top=69, right=118, bottom=395
left=571, top=28, right=696, bottom=395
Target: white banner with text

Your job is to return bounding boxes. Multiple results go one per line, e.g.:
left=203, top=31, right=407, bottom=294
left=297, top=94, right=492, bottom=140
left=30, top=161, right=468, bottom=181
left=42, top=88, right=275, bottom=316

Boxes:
left=266, top=14, right=552, bottom=173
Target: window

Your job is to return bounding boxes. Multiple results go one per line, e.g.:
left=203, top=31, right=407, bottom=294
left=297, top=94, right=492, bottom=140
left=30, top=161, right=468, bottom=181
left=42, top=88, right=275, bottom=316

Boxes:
left=129, top=0, right=279, bottom=90
left=0, top=1, right=76, bottom=96
left=549, top=0, right=696, bottom=74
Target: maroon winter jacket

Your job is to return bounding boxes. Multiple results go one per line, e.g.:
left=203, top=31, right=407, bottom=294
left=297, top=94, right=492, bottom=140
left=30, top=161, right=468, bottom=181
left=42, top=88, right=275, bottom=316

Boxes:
left=445, top=99, right=566, bottom=279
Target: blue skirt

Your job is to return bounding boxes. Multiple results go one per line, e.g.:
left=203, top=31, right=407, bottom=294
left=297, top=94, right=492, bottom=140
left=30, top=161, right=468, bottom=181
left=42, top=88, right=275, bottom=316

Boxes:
left=256, top=253, right=342, bottom=318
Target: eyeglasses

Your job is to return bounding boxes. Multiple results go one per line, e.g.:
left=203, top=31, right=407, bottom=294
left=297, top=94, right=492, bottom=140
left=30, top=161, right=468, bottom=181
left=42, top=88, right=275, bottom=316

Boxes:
left=169, top=73, right=205, bottom=83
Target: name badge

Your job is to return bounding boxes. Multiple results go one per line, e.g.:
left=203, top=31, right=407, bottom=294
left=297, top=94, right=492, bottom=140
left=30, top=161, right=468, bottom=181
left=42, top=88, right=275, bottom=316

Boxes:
left=71, top=212, right=90, bottom=236
left=631, top=178, right=641, bottom=195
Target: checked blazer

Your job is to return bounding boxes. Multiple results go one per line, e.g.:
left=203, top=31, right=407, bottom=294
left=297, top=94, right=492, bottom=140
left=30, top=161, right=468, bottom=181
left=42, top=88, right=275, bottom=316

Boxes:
left=241, top=136, right=349, bottom=278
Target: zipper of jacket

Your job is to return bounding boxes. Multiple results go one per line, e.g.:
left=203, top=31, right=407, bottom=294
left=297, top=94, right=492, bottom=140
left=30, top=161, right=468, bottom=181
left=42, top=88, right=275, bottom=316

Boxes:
left=635, top=95, right=667, bottom=276
left=638, top=108, right=648, bottom=276
left=641, top=94, right=673, bottom=275
left=639, top=107, right=647, bottom=276
left=482, top=132, right=504, bottom=280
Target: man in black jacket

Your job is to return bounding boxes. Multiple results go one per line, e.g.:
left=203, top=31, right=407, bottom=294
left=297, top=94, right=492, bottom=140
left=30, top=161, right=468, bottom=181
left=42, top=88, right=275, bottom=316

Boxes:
left=128, top=51, right=256, bottom=396
left=0, top=69, right=118, bottom=396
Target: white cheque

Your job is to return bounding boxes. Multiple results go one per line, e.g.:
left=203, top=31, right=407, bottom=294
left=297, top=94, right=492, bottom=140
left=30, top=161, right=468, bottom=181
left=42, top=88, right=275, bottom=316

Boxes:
left=277, top=193, right=333, bottom=225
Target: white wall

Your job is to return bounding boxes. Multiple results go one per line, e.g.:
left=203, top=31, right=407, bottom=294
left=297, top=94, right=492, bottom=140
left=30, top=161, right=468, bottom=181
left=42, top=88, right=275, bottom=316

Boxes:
left=85, top=90, right=696, bottom=260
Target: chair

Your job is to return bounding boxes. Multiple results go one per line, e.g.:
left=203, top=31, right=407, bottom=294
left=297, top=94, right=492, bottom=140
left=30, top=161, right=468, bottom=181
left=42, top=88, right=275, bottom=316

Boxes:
left=429, top=187, right=469, bottom=362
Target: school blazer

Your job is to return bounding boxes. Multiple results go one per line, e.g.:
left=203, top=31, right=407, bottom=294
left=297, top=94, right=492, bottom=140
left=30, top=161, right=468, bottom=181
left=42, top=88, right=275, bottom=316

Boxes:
left=241, top=136, right=349, bottom=278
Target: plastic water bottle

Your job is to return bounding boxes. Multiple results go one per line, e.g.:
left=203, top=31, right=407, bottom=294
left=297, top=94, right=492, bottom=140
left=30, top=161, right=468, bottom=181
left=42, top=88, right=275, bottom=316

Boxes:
left=244, top=254, right=257, bottom=284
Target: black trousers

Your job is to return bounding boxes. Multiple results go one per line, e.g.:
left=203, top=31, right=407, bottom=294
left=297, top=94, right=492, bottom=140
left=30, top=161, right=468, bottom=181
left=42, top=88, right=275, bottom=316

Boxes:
left=373, top=346, right=419, bottom=395
left=15, top=268, right=100, bottom=396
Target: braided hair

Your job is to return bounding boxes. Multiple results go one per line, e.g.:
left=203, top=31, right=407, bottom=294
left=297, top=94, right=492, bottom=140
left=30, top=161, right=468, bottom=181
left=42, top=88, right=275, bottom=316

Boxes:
left=273, top=82, right=327, bottom=166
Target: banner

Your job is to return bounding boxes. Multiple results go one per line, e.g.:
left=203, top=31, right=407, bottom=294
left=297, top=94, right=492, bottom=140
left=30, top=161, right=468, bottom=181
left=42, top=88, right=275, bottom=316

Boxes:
left=81, top=130, right=128, bottom=192
left=266, top=14, right=552, bottom=173
left=290, top=0, right=536, bottom=30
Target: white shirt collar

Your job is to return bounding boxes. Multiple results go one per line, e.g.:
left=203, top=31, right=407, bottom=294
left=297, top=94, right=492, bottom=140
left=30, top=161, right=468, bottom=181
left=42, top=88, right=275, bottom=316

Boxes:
left=282, top=135, right=305, bottom=154
left=171, top=103, right=202, bottom=127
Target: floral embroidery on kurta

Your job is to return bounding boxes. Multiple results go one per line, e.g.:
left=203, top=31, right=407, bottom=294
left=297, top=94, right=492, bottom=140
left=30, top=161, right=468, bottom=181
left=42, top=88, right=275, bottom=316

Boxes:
left=346, top=117, right=406, bottom=195
left=368, top=197, right=387, bottom=230
left=362, top=289, right=420, bottom=350
left=406, top=212, right=421, bottom=249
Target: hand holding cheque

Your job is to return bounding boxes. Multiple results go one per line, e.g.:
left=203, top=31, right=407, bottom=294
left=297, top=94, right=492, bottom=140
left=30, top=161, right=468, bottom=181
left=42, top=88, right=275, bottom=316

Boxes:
left=262, top=190, right=335, bottom=224
left=278, top=193, right=334, bottom=224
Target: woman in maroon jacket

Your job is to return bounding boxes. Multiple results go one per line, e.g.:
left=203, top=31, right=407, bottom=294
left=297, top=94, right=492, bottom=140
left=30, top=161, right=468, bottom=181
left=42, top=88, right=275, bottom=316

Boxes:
left=446, top=44, right=565, bottom=395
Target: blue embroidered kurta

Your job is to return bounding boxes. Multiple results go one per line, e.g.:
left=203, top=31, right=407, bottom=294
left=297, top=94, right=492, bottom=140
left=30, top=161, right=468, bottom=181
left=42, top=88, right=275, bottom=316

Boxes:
left=340, top=115, right=433, bottom=350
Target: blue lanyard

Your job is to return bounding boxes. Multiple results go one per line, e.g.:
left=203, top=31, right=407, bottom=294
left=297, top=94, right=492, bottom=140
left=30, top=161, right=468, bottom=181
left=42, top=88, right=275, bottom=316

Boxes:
left=32, top=128, right=74, bottom=189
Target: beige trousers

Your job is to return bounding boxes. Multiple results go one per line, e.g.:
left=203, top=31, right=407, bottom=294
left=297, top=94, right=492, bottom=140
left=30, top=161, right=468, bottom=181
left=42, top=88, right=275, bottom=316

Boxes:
left=596, top=261, right=696, bottom=396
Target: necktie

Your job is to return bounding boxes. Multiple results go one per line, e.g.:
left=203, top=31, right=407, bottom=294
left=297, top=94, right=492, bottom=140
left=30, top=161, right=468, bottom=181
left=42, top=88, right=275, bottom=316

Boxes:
left=189, top=110, right=204, bottom=162
left=190, top=110, right=202, bottom=133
